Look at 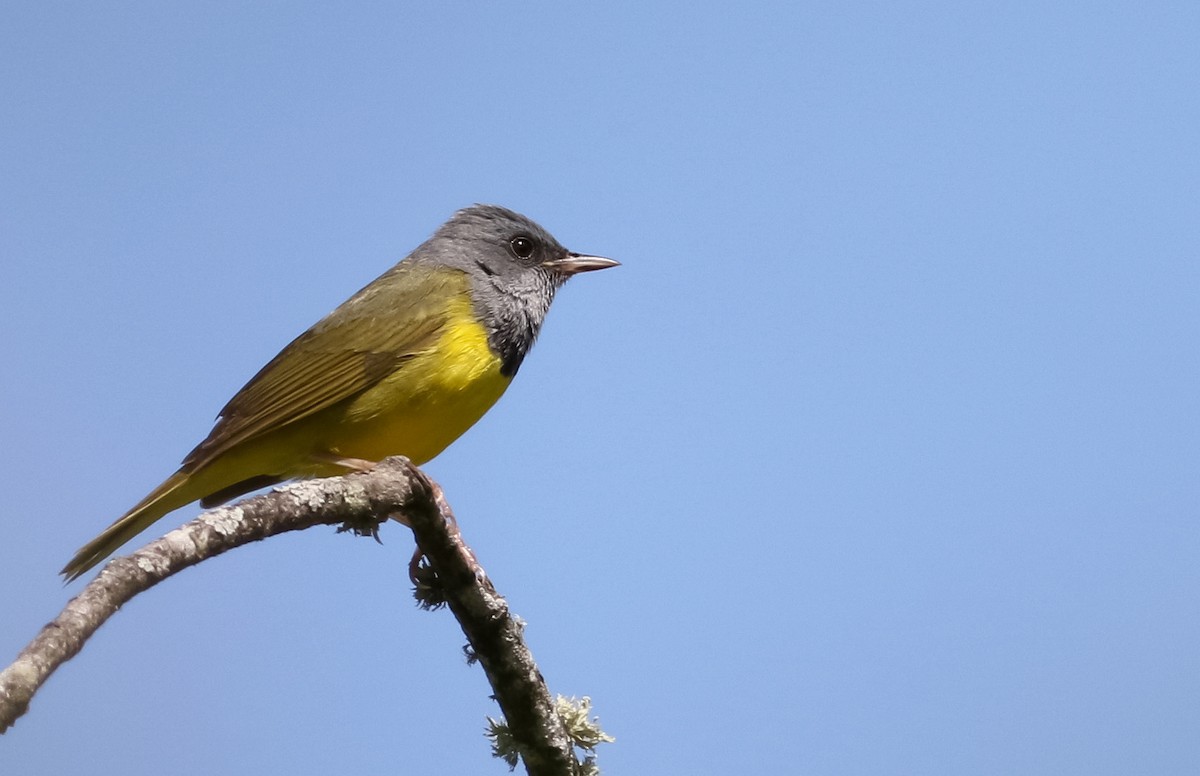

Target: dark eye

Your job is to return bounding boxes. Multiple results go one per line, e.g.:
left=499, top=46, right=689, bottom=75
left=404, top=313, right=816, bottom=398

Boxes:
left=509, top=235, right=535, bottom=259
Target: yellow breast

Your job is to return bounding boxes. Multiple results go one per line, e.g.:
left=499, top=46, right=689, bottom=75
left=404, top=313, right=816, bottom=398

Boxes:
left=329, top=297, right=513, bottom=465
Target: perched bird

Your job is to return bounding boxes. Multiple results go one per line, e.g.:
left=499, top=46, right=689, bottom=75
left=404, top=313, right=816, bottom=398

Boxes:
left=62, top=205, right=617, bottom=581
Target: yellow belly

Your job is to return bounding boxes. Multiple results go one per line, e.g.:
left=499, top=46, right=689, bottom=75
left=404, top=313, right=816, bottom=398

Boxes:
left=316, top=309, right=512, bottom=466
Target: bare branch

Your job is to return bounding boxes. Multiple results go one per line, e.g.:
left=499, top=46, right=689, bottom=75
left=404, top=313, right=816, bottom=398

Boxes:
left=0, top=457, right=597, bottom=775
left=404, top=479, right=583, bottom=775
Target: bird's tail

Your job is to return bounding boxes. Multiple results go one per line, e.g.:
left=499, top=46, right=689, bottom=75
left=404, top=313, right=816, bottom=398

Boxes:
left=60, top=469, right=208, bottom=582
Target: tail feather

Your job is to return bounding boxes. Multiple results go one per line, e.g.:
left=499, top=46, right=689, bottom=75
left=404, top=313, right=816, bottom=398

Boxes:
left=61, top=470, right=204, bottom=582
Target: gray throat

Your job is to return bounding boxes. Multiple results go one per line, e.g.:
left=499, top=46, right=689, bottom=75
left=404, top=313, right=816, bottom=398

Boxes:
left=473, top=271, right=559, bottom=377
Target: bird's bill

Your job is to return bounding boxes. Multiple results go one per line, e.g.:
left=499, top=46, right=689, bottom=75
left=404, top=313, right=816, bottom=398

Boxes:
left=542, top=253, right=620, bottom=276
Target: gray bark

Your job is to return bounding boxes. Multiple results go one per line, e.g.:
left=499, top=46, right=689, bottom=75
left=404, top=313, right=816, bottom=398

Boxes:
left=0, top=457, right=582, bottom=774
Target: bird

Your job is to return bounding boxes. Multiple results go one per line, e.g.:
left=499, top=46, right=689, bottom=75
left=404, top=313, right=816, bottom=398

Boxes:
left=61, top=204, right=618, bottom=581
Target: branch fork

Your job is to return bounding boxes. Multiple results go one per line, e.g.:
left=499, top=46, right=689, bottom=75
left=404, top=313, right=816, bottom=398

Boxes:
left=0, top=457, right=609, bottom=775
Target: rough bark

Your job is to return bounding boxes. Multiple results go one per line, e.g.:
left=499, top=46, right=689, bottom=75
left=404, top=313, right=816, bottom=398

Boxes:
left=0, top=457, right=582, bottom=774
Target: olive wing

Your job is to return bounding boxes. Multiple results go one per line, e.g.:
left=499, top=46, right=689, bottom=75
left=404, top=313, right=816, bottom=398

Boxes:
left=182, top=264, right=467, bottom=470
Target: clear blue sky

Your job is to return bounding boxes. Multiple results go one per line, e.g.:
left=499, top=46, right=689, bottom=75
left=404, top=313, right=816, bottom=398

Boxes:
left=2, top=3, right=1197, bottom=774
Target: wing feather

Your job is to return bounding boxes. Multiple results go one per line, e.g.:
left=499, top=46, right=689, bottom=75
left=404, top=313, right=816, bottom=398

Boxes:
left=182, top=264, right=467, bottom=470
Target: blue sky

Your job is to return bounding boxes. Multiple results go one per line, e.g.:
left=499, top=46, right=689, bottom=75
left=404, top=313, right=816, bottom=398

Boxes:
left=2, top=2, right=1197, bottom=774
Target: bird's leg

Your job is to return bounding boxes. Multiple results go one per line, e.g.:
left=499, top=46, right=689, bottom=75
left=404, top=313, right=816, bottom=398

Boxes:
left=316, top=452, right=387, bottom=541
left=310, top=452, right=477, bottom=592
left=311, top=452, right=379, bottom=472
left=427, top=479, right=460, bottom=533
left=408, top=548, right=426, bottom=588
left=409, top=477, right=479, bottom=590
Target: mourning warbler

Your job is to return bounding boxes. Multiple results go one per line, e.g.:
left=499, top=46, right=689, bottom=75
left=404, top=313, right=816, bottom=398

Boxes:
left=62, top=204, right=617, bottom=581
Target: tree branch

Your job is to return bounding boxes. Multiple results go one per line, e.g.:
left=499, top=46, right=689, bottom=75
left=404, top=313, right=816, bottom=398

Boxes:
left=406, top=481, right=583, bottom=775
left=0, top=457, right=595, bottom=775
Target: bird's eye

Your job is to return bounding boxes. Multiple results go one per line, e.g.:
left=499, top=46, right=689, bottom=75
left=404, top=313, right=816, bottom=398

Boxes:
left=509, top=236, right=535, bottom=259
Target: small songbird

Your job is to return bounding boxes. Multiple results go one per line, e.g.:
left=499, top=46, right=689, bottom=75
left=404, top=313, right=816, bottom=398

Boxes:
left=62, top=205, right=618, bottom=581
